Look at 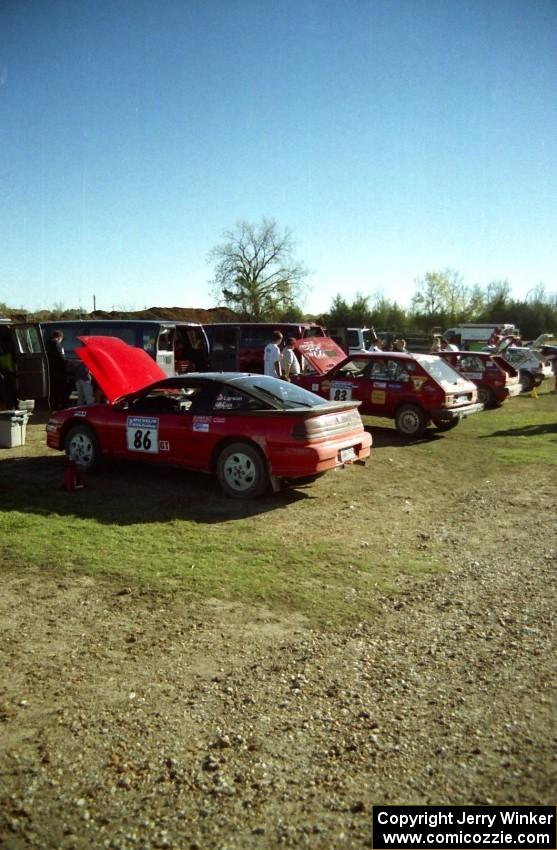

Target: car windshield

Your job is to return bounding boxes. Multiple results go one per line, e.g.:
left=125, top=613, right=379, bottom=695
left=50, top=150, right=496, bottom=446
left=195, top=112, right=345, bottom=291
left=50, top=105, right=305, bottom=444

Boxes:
left=337, top=357, right=369, bottom=377
left=233, top=375, right=327, bottom=409
left=414, top=353, right=464, bottom=385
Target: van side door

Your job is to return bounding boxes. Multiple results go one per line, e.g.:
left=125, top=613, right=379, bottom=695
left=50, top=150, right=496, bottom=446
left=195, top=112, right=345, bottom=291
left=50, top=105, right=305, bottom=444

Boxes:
left=155, top=327, right=175, bottom=376
left=207, top=326, right=241, bottom=371
left=12, top=324, right=48, bottom=400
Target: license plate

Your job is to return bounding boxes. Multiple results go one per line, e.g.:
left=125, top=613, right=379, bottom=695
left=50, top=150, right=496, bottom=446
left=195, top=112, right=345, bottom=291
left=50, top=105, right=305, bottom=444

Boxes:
left=340, top=446, right=357, bottom=463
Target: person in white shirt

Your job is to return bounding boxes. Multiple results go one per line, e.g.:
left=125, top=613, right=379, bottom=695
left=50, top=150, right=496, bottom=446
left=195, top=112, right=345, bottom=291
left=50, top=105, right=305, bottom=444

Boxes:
left=440, top=338, right=459, bottom=352
left=264, top=331, right=283, bottom=377
left=280, top=337, right=301, bottom=381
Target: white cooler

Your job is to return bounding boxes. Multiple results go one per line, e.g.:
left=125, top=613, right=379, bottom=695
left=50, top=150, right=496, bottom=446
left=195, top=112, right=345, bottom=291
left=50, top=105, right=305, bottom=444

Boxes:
left=0, top=410, right=30, bottom=448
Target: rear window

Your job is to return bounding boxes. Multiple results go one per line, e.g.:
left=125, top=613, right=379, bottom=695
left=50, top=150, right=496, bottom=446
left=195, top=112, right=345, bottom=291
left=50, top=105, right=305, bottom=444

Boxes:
left=458, top=354, right=485, bottom=371
left=233, top=375, right=327, bottom=409
left=213, top=385, right=263, bottom=411
left=415, top=354, right=464, bottom=384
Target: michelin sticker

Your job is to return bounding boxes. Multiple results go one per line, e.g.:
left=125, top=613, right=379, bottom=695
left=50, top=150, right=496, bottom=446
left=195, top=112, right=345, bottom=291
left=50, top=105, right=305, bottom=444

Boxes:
left=127, top=416, right=159, bottom=454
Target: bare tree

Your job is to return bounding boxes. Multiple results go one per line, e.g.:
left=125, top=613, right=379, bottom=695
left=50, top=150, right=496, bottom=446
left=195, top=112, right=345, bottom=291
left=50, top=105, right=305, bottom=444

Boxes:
left=209, top=218, right=307, bottom=320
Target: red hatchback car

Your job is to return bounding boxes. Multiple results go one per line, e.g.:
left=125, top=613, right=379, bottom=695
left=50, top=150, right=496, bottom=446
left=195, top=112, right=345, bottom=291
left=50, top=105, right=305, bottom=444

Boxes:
left=293, top=338, right=483, bottom=438
left=437, top=351, right=521, bottom=407
left=46, top=337, right=371, bottom=498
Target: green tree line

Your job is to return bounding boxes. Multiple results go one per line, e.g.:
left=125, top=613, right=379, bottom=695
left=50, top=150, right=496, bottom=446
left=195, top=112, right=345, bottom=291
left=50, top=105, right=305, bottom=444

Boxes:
left=322, top=272, right=557, bottom=340
left=2, top=213, right=556, bottom=341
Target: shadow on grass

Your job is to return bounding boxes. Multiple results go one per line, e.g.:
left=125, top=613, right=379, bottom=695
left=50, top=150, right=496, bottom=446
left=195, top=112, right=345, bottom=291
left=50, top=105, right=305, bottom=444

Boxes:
left=0, top=454, right=310, bottom=525
left=364, top=425, right=442, bottom=448
left=480, top=422, right=557, bottom=439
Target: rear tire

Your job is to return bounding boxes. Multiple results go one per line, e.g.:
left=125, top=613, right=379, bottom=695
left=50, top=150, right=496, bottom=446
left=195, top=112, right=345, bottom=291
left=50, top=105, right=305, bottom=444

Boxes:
left=64, top=425, right=100, bottom=472
left=216, top=442, right=270, bottom=498
left=477, top=384, right=495, bottom=407
left=395, top=404, right=427, bottom=437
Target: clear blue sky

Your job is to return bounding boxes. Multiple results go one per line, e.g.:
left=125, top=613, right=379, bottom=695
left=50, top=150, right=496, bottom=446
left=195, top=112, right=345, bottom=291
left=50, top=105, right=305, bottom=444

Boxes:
left=2, top=0, right=556, bottom=314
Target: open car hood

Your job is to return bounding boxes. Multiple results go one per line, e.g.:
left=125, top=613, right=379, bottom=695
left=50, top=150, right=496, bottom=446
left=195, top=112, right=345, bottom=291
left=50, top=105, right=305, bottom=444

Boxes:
left=293, top=336, right=347, bottom=375
left=76, top=336, right=166, bottom=403
left=529, top=333, right=553, bottom=351
left=496, top=333, right=551, bottom=354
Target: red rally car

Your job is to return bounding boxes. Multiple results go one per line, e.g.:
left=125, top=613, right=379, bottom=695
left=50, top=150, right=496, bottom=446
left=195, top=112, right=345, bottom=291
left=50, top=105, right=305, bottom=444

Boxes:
left=293, top=338, right=484, bottom=438
left=437, top=350, right=521, bottom=407
left=46, top=337, right=371, bottom=498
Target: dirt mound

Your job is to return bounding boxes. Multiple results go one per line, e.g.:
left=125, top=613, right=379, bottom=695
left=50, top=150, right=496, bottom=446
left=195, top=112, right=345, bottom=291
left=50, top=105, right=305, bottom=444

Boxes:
left=90, top=306, right=240, bottom=323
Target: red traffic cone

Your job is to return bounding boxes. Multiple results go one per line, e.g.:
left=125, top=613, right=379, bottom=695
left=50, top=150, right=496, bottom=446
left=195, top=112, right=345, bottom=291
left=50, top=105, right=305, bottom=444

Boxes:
left=61, top=460, right=86, bottom=492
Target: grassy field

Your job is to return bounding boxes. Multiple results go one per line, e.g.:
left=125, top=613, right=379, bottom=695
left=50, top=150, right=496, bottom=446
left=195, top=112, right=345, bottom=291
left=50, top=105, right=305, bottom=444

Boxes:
left=1, top=386, right=555, bottom=626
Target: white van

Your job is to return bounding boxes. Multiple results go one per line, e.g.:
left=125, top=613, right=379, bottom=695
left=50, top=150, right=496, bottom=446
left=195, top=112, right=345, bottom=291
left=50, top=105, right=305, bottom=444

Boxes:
left=328, top=327, right=374, bottom=354
left=444, top=323, right=519, bottom=351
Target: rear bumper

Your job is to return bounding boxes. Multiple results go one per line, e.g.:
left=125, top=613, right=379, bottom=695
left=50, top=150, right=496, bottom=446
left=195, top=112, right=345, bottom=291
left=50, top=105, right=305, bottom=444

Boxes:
left=268, top=432, right=372, bottom=478
left=505, top=383, right=522, bottom=399
left=431, top=402, right=484, bottom=422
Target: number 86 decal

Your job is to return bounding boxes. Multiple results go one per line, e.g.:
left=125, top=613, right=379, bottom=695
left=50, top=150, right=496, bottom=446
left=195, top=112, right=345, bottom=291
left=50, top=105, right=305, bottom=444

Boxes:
left=133, top=429, right=152, bottom=450
left=126, top=417, right=159, bottom=453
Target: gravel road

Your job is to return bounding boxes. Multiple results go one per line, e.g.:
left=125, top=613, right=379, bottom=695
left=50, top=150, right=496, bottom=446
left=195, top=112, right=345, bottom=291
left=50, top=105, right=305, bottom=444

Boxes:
left=0, top=451, right=555, bottom=849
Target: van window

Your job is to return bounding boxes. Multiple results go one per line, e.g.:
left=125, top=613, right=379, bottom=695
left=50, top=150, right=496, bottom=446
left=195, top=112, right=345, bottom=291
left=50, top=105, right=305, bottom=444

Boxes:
left=157, top=328, right=174, bottom=352
left=346, top=330, right=359, bottom=349
left=87, top=324, right=136, bottom=346
left=14, top=326, right=43, bottom=354
left=181, top=327, right=204, bottom=350
left=240, top=327, right=272, bottom=347
left=143, top=331, right=156, bottom=354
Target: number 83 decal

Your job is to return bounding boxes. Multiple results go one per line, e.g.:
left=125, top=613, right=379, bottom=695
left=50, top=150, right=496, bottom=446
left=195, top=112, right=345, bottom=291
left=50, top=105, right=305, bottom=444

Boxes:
left=330, top=385, right=352, bottom=401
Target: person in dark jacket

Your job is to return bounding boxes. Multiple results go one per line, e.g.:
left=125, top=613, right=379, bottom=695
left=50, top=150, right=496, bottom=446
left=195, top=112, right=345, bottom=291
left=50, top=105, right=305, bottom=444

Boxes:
left=46, top=330, right=70, bottom=409
left=0, top=336, right=17, bottom=409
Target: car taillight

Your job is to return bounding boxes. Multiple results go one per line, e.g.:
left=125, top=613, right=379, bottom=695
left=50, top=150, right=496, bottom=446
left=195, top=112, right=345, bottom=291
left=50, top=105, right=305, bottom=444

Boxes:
left=292, top=409, right=362, bottom=440
left=292, top=419, right=319, bottom=440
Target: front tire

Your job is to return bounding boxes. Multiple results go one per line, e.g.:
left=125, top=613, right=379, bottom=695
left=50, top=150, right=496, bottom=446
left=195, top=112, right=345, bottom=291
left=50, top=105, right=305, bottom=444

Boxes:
left=395, top=404, right=427, bottom=437
left=216, top=442, right=270, bottom=498
left=65, top=425, right=100, bottom=472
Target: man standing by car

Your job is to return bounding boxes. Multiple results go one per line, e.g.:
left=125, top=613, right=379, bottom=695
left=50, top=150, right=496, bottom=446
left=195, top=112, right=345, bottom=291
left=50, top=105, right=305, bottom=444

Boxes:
left=440, top=337, right=459, bottom=352
left=0, top=333, right=17, bottom=409
left=280, top=336, right=301, bottom=381
left=46, top=329, right=70, bottom=409
left=264, top=330, right=283, bottom=377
